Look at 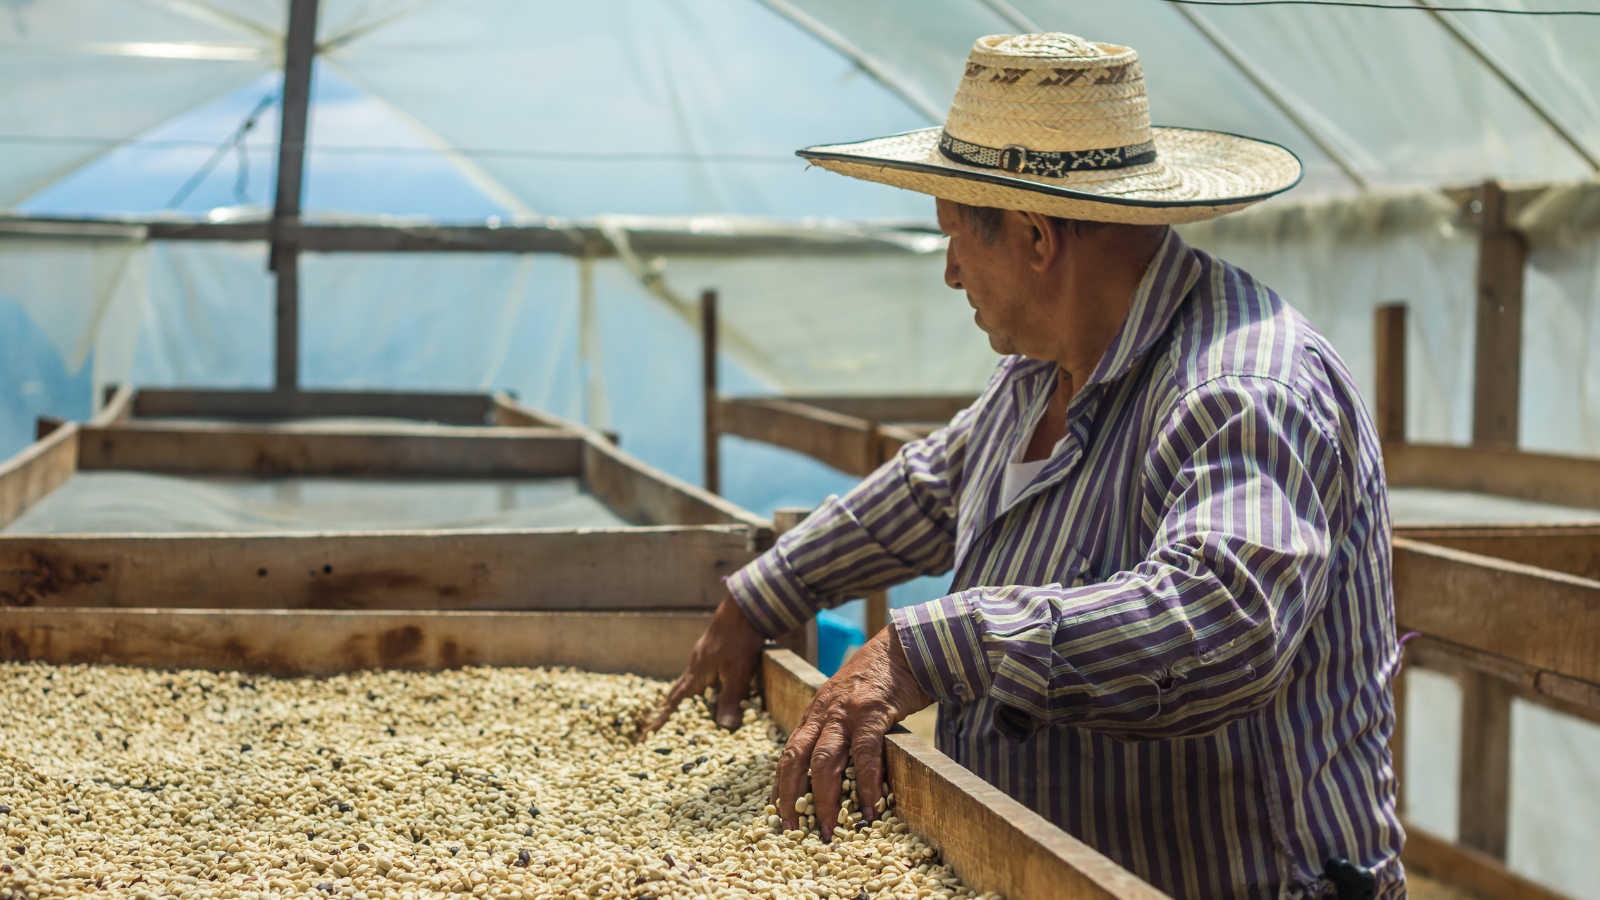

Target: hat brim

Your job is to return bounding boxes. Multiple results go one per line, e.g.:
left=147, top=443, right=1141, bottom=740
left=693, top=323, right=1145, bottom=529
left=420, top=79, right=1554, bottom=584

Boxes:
left=797, top=126, right=1303, bottom=225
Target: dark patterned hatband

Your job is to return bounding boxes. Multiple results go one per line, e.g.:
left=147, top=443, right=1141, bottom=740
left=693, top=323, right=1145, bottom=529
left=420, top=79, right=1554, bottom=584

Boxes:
left=939, top=131, right=1157, bottom=177
left=962, top=60, right=1139, bottom=87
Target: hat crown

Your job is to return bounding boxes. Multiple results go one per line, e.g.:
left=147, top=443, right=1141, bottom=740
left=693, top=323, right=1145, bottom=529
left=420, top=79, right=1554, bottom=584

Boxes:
left=944, top=32, right=1153, bottom=168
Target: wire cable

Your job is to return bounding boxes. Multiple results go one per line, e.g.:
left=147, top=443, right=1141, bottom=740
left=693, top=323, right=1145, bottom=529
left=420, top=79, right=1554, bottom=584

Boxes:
left=1161, top=0, right=1600, bottom=15
left=164, top=92, right=277, bottom=209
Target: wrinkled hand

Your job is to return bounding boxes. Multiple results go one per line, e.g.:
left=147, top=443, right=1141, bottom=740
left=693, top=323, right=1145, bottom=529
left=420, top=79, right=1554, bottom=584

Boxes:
left=775, top=626, right=931, bottom=841
left=646, top=594, right=766, bottom=733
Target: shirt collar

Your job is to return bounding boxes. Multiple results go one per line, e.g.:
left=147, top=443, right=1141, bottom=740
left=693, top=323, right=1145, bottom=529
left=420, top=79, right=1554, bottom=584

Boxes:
left=1008, top=227, right=1201, bottom=389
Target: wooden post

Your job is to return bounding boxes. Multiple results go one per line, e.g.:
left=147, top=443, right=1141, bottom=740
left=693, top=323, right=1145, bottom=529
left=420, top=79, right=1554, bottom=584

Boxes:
left=866, top=593, right=890, bottom=639
left=1457, top=669, right=1515, bottom=859
left=1374, top=303, right=1407, bottom=445
left=270, top=0, right=319, bottom=392
left=772, top=507, right=817, bottom=667
left=1471, top=182, right=1526, bottom=449
left=702, top=289, right=720, bottom=494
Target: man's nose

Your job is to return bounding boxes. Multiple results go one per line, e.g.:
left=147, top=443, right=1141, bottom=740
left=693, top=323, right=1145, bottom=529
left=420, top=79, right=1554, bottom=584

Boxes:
left=943, top=246, right=962, bottom=290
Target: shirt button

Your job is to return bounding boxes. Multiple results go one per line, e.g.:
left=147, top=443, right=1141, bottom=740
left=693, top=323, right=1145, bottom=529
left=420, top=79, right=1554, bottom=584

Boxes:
left=953, top=683, right=970, bottom=697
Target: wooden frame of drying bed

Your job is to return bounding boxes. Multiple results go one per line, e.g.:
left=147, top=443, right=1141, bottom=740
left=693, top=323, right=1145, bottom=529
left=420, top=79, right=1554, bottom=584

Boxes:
left=0, top=387, right=771, bottom=613
left=0, top=604, right=1172, bottom=900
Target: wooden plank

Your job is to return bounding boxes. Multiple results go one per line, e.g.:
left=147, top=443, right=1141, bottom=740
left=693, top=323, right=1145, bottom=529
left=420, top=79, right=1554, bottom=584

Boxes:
left=1405, top=636, right=1600, bottom=728
left=0, top=607, right=708, bottom=681
left=581, top=435, right=772, bottom=538
left=1385, top=442, right=1600, bottom=510
left=760, top=650, right=1173, bottom=900
left=717, top=397, right=878, bottom=477
left=76, top=421, right=583, bottom=477
left=1402, top=826, right=1578, bottom=900
left=1393, top=538, right=1600, bottom=684
left=0, top=526, right=755, bottom=611
left=0, top=423, right=78, bottom=530
left=490, top=393, right=616, bottom=443
left=1392, top=526, right=1600, bottom=581
left=1471, top=181, right=1527, bottom=449
left=1457, top=668, right=1513, bottom=859
left=1375, top=303, right=1407, bottom=444
left=95, top=384, right=136, bottom=424
left=132, top=388, right=494, bottom=425
left=703, top=290, right=721, bottom=495
left=784, top=395, right=977, bottom=424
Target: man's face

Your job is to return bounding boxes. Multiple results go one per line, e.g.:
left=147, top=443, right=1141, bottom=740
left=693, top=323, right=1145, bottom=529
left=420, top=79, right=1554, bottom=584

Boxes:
left=935, top=198, right=1045, bottom=358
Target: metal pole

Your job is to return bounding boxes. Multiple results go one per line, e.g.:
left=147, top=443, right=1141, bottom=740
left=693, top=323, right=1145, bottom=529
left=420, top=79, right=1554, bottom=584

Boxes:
left=272, top=0, right=319, bottom=392
left=701, top=289, right=720, bottom=495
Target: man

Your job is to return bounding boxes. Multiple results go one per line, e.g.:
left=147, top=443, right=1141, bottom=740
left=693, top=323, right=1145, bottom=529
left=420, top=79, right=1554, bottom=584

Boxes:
left=651, top=33, right=1402, bottom=900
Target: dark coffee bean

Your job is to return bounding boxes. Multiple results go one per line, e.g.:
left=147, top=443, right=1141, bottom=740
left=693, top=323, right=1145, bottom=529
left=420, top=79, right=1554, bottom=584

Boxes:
left=516, top=849, right=530, bottom=867
left=527, top=805, right=540, bottom=818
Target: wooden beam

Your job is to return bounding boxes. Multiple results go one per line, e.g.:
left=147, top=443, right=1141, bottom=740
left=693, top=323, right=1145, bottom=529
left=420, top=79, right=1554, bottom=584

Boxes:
left=702, top=290, right=720, bottom=495
left=1404, top=635, right=1600, bottom=728
left=1457, top=668, right=1513, bottom=859
left=866, top=592, right=890, bottom=639
left=716, top=397, right=878, bottom=477
left=760, top=649, right=1173, bottom=900
left=1374, top=303, right=1407, bottom=444
left=1402, top=826, right=1578, bottom=900
left=491, top=393, right=616, bottom=443
left=580, top=435, right=772, bottom=537
left=0, top=526, right=755, bottom=611
left=0, top=607, right=709, bottom=681
left=1384, top=442, right=1600, bottom=510
left=132, top=388, right=494, bottom=425
left=270, top=0, right=319, bottom=392
left=0, top=423, right=79, bottom=530
left=1471, top=182, right=1528, bottom=449
left=783, top=395, right=977, bottom=424
left=76, top=421, right=583, bottom=478
left=1393, top=525, right=1600, bottom=581
left=1393, top=538, right=1600, bottom=685
left=94, top=384, right=136, bottom=424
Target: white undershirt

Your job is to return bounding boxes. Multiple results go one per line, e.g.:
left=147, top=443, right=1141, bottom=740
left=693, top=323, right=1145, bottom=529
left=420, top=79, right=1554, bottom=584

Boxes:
left=999, top=408, right=1067, bottom=512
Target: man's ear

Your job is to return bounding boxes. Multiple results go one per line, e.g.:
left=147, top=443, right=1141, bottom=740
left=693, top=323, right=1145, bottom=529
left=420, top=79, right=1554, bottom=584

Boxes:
left=1021, top=210, right=1063, bottom=273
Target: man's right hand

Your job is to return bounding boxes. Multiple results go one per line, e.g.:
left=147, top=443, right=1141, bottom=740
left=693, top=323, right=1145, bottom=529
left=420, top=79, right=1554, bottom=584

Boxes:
left=646, top=593, right=766, bottom=733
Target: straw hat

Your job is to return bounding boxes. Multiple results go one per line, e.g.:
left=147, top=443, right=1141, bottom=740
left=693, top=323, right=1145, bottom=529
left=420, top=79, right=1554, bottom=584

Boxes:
left=797, top=33, right=1302, bottom=225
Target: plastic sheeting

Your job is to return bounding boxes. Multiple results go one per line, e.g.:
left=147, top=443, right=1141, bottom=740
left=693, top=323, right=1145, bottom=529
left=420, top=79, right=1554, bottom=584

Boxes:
left=6, top=0, right=1600, bottom=217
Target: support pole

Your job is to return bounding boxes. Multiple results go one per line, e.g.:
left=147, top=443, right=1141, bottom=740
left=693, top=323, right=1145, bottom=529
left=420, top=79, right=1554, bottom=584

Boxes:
left=702, top=289, right=720, bottom=495
left=1457, top=669, right=1515, bottom=859
left=1374, top=303, right=1407, bottom=445
left=1471, top=182, right=1526, bottom=449
left=271, top=0, right=319, bottom=392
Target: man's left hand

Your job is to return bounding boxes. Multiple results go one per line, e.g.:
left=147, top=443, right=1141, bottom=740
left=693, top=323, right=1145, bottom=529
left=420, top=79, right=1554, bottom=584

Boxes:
left=774, top=624, right=932, bottom=841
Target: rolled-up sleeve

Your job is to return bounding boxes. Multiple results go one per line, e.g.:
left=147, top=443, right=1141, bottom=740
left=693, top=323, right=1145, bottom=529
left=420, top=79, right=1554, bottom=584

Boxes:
left=894, top=374, right=1343, bottom=740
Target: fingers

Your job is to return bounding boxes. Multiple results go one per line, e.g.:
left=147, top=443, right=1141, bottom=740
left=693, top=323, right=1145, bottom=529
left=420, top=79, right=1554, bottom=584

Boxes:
left=775, top=692, right=827, bottom=832
left=808, top=715, right=851, bottom=841
left=849, top=721, right=887, bottom=824
left=645, top=667, right=704, bottom=734
left=715, top=657, right=755, bottom=731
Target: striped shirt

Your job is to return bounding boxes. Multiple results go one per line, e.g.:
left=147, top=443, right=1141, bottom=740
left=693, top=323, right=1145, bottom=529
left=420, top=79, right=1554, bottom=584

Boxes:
left=729, top=229, right=1403, bottom=900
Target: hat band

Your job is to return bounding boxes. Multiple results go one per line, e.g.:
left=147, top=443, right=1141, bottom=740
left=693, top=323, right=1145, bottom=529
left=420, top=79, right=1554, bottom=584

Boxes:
left=939, top=131, right=1157, bottom=178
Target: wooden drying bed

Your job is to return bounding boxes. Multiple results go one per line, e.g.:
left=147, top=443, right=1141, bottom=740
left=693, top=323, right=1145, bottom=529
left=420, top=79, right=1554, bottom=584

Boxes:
left=0, top=386, right=771, bottom=612
left=0, top=605, right=1170, bottom=900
